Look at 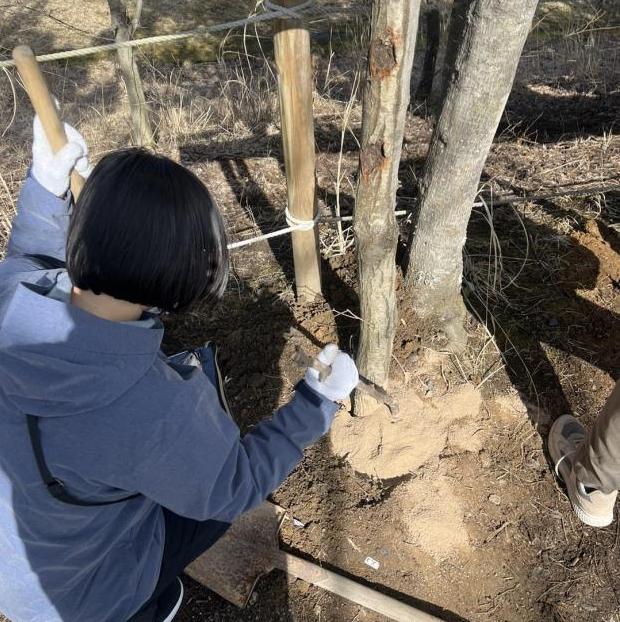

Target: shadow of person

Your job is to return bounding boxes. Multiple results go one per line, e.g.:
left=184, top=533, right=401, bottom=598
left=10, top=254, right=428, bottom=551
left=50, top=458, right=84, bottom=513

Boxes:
left=464, top=202, right=620, bottom=436
left=501, top=83, right=619, bottom=142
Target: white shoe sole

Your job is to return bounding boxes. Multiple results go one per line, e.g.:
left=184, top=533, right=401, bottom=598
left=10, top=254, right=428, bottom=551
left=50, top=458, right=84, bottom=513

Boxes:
left=572, top=503, right=613, bottom=528
left=549, top=416, right=613, bottom=528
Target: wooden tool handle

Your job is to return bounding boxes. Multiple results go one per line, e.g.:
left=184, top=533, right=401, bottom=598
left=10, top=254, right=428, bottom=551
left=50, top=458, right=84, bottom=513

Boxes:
left=292, top=346, right=399, bottom=414
left=293, top=347, right=331, bottom=381
left=12, top=45, right=85, bottom=199
left=276, top=552, right=444, bottom=622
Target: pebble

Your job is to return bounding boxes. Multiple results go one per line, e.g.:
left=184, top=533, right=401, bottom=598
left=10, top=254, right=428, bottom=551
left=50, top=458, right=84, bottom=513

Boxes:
left=488, top=494, right=501, bottom=505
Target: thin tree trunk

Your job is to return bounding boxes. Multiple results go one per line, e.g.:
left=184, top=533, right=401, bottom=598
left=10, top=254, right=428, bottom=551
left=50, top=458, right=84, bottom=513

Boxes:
left=429, top=0, right=471, bottom=113
left=354, top=0, right=422, bottom=411
left=108, top=0, right=154, bottom=147
left=405, top=0, right=539, bottom=347
left=418, top=6, right=441, bottom=101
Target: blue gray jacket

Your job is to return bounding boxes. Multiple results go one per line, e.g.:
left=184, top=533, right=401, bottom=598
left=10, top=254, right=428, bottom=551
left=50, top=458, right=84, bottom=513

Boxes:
left=0, top=175, right=338, bottom=622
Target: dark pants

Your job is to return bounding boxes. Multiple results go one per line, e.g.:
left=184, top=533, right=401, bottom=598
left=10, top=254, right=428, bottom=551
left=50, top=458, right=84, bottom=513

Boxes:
left=128, top=508, right=230, bottom=621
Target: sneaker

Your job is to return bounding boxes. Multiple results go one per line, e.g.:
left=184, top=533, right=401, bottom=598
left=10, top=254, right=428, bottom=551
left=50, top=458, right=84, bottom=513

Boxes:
left=549, top=414, right=617, bottom=528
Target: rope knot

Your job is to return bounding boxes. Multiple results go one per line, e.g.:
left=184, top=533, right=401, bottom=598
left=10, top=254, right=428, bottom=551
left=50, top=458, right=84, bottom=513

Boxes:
left=285, top=206, right=320, bottom=231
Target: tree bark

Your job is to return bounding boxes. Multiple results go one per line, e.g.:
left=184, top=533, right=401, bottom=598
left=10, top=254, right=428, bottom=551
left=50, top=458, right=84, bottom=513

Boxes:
left=405, top=0, right=539, bottom=346
left=108, top=0, right=154, bottom=147
left=418, top=5, right=441, bottom=101
left=354, top=0, right=422, bottom=410
left=429, top=0, right=471, bottom=113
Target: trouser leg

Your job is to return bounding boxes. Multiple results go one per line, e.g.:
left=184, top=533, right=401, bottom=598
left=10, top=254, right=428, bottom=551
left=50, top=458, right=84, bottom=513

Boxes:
left=574, top=379, right=620, bottom=494
left=128, top=509, right=230, bottom=621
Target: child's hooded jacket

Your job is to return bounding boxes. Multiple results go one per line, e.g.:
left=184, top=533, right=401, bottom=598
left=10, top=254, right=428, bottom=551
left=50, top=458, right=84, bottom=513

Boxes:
left=0, top=176, right=337, bottom=622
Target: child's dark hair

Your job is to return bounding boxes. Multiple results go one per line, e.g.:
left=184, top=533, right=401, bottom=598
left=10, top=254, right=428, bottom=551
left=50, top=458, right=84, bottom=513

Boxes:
left=66, top=148, right=229, bottom=312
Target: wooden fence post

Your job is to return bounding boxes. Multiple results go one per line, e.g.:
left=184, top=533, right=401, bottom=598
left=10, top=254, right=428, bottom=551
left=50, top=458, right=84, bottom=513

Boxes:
left=273, top=1, right=322, bottom=300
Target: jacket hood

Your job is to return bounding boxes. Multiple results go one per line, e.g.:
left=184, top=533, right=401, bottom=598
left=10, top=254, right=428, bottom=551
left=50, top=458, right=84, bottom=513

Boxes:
left=0, top=282, right=164, bottom=417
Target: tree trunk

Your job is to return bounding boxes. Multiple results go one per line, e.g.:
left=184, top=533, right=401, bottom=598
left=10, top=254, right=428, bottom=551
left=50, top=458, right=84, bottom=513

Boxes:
left=405, top=0, right=538, bottom=346
left=354, top=0, right=422, bottom=410
left=418, top=5, right=441, bottom=101
left=428, top=0, right=471, bottom=113
left=108, top=0, right=154, bottom=147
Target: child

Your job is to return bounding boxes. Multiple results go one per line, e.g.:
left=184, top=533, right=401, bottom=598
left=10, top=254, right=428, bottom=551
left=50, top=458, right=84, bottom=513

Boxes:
left=0, top=117, right=358, bottom=622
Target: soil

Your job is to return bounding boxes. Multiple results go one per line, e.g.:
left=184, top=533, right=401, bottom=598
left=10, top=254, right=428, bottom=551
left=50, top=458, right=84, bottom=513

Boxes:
left=330, top=378, right=483, bottom=479
left=0, top=1, right=619, bottom=622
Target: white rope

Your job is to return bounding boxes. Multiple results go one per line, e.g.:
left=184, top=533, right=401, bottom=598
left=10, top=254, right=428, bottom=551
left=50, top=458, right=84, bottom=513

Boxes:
left=284, top=205, right=320, bottom=230
left=227, top=205, right=319, bottom=250
left=227, top=223, right=299, bottom=250
left=227, top=204, right=450, bottom=251
left=0, top=0, right=316, bottom=68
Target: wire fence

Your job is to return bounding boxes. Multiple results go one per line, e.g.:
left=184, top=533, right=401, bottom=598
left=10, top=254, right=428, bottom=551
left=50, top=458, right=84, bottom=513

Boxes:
left=1, top=0, right=616, bottom=253
left=0, top=0, right=372, bottom=252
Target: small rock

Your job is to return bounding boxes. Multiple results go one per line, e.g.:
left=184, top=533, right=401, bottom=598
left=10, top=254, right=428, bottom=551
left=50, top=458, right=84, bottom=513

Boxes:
left=488, top=494, right=501, bottom=505
left=479, top=451, right=492, bottom=468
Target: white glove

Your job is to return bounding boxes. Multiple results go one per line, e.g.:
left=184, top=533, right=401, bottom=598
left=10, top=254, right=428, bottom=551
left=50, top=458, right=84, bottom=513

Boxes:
left=304, top=344, right=359, bottom=402
left=31, top=114, right=93, bottom=197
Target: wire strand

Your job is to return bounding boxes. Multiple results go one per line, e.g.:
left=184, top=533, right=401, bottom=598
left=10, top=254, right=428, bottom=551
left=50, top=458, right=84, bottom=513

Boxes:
left=0, top=0, right=317, bottom=68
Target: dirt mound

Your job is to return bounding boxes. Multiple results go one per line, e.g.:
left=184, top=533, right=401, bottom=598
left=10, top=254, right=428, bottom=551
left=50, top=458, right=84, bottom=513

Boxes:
left=399, top=474, right=472, bottom=561
left=330, top=384, right=483, bottom=479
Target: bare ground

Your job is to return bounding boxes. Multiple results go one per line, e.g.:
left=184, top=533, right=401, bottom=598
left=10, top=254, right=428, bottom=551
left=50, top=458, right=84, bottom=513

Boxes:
left=1, top=1, right=620, bottom=621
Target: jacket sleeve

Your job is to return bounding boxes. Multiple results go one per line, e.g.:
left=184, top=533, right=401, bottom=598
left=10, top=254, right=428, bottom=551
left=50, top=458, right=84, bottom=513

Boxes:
left=7, top=173, right=71, bottom=261
left=126, top=378, right=338, bottom=522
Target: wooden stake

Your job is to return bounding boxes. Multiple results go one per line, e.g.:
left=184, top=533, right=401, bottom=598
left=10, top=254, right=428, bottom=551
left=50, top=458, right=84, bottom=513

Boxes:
left=273, top=2, right=321, bottom=300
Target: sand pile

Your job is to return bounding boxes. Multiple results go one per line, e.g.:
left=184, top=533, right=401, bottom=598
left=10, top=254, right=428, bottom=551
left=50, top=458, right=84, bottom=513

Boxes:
left=330, top=384, right=483, bottom=479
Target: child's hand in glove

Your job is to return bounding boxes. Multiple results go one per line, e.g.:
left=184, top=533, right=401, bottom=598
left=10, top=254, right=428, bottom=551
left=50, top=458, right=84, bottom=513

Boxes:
left=304, top=344, right=359, bottom=402
left=31, top=114, right=93, bottom=197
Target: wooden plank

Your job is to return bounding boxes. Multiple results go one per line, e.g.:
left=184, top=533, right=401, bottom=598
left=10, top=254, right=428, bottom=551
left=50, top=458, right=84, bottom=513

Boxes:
left=273, top=2, right=321, bottom=300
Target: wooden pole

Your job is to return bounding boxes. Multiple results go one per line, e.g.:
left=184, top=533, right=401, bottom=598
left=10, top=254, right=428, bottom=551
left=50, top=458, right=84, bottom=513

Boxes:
left=12, top=46, right=85, bottom=198
left=273, top=2, right=321, bottom=300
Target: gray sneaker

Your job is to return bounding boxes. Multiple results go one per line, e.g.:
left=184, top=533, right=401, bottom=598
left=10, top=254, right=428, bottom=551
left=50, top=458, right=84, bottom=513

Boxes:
left=548, top=414, right=617, bottom=528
